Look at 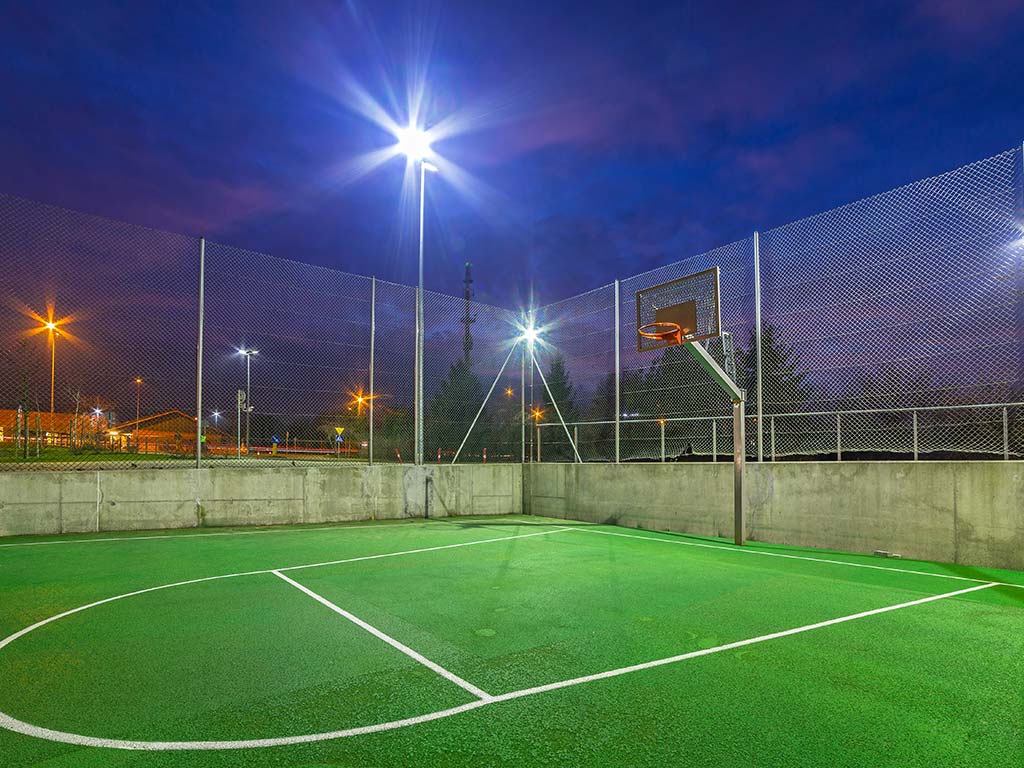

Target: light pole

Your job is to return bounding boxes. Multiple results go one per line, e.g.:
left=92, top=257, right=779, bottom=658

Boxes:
left=45, top=322, right=57, bottom=422
left=238, top=348, right=258, bottom=449
left=133, top=377, right=142, bottom=450
left=396, top=125, right=438, bottom=465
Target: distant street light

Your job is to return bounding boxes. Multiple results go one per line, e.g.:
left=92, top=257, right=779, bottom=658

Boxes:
left=237, top=348, right=258, bottom=448
left=37, top=315, right=67, bottom=424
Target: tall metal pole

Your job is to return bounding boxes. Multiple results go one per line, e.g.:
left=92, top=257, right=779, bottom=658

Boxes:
left=614, top=280, right=621, bottom=464
left=753, top=231, right=764, bottom=462
left=733, top=399, right=746, bottom=546
left=195, top=237, right=205, bottom=469
left=49, top=331, right=56, bottom=420
left=415, top=161, right=427, bottom=466
left=520, top=341, right=526, bottom=463
left=245, top=353, right=252, bottom=450
left=369, top=277, right=376, bottom=466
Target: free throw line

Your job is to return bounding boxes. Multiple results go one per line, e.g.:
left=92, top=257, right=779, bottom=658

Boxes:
left=273, top=570, right=492, bottom=700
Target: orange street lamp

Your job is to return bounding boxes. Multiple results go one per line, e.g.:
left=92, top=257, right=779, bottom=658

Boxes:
left=20, top=303, right=76, bottom=434
left=505, top=387, right=514, bottom=397
left=346, top=387, right=377, bottom=417
left=532, top=407, right=544, bottom=422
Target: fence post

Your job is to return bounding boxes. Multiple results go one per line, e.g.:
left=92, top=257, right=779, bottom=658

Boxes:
left=536, top=426, right=541, bottom=462
left=912, top=410, right=918, bottom=461
left=520, top=343, right=526, bottom=463
left=573, top=425, right=579, bottom=462
left=614, top=280, right=621, bottom=464
left=712, top=419, right=717, bottom=462
left=660, top=420, right=666, bottom=462
left=753, top=231, right=763, bottom=462
left=368, top=277, right=375, bottom=466
left=733, top=399, right=746, bottom=546
left=1003, top=407, right=1010, bottom=460
left=195, top=237, right=205, bottom=469
left=770, top=416, right=776, bottom=461
left=836, top=412, right=842, bottom=461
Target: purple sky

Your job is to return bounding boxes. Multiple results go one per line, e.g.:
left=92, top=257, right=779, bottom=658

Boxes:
left=2, top=0, right=1023, bottom=307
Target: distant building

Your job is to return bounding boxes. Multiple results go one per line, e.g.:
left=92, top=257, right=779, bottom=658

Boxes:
left=0, top=409, right=110, bottom=446
left=109, top=410, right=232, bottom=455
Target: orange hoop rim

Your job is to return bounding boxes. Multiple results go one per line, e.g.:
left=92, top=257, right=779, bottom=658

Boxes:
left=638, top=321, right=682, bottom=343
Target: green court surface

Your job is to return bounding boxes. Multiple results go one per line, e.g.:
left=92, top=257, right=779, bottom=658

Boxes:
left=1, top=516, right=1022, bottom=767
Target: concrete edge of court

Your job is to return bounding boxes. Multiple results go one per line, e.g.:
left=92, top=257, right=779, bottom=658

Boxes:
left=526, top=461, right=1024, bottom=571
left=0, top=461, right=1021, bottom=570
left=0, top=464, right=521, bottom=537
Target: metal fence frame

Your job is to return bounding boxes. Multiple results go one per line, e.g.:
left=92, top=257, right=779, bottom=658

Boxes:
left=1, top=146, right=1022, bottom=470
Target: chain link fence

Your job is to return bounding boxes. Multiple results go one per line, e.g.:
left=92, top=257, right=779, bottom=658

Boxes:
left=2, top=147, right=1022, bottom=470
left=0, top=195, right=200, bottom=469
left=537, top=146, right=1024, bottom=461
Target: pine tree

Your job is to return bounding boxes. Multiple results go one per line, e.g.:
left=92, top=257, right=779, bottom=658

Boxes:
left=424, top=358, right=486, bottom=461
left=740, top=324, right=815, bottom=414
left=538, top=354, right=580, bottom=460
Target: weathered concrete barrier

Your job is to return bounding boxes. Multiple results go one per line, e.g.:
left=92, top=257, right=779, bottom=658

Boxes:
left=526, top=461, right=1024, bottom=570
left=0, top=464, right=521, bottom=537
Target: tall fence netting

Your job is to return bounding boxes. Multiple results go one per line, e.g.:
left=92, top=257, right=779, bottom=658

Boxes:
left=1, top=147, right=1021, bottom=470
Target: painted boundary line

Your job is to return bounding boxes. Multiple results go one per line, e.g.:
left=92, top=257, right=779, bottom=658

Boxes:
left=0, top=517, right=542, bottom=549
left=0, top=581, right=998, bottom=750
left=567, top=527, right=1024, bottom=590
left=273, top=570, right=492, bottom=700
left=0, top=527, right=572, bottom=654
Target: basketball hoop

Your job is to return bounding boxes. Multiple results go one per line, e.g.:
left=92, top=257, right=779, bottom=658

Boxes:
left=638, top=321, right=683, bottom=345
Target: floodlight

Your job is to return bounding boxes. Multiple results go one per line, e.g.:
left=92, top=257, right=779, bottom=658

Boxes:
left=520, top=325, right=540, bottom=344
left=395, top=125, right=432, bottom=161
left=422, top=161, right=439, bottom=173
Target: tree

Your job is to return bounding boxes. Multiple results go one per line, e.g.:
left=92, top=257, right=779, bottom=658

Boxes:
left=739, top=324, right=815, bottom=414
left=424, top=358, right=486, bottom=461
left=538, top=354, right=580, bottom=460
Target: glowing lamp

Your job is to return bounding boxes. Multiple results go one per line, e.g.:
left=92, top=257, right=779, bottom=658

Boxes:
left=395, top=126, right=433, bottom=161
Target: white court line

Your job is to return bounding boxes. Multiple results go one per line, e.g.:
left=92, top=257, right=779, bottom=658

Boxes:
left=0, top=581, right=998, bottom=750
left=0, top=518, right=520, bottom=549
left=273, top=570, right=492, bottom=700
left=0, top=527, right=572, bottom=654
left=567, top=527, right=1024, bottom=589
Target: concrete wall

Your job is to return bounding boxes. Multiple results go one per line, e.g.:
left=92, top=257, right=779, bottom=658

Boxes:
left=2, top=460, right=1020, bottom=571
left=526, top=462, right=1024, bottom=570
left=0, top=464, right=521, bottom=537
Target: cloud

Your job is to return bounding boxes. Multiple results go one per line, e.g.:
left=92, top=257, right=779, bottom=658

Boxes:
left=912, top=0, right=1024, bottom=39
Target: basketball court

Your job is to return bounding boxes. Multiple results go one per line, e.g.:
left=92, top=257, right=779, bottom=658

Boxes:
left=1, top=516, right=1022, bottom=767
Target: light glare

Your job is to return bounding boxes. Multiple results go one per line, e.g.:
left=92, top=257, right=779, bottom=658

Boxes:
left=395, top=125, right=433, bottom=161
left=520, top=325, right=540, bottom=344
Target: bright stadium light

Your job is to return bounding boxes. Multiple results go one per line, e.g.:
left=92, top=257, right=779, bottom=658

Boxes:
left=520, top=325, right=540, bottom=344
left=395, top=125, right=433, bottom=161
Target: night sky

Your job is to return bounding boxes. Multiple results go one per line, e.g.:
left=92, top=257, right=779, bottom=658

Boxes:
left=2, top=0, right=1023, bottom=307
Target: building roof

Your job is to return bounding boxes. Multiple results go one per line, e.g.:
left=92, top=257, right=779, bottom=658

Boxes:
left=112, top=410, right=228, bottom=437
